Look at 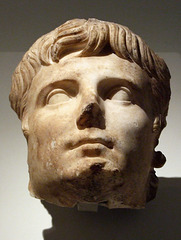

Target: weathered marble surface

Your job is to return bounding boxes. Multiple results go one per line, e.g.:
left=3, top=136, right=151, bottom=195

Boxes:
left=9, top=18, right=171, bottom=209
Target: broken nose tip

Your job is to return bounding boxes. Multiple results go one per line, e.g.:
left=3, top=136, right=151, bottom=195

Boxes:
left=76, top=103, right=105, bottom=130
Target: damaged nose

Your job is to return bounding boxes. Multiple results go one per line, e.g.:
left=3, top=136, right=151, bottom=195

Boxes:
left=76, top=102, right=105, bottom=130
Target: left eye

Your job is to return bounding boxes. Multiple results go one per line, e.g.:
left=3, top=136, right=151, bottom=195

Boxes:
left=46, top=89, right=71, bottom=105
left=107, top=87, right=131, bottom=102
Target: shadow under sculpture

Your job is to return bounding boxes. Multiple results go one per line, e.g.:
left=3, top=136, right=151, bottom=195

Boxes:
left=9, top=18, right=171, bottom=209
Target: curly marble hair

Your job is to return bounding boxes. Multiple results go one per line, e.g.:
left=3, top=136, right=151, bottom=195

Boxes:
left=10, top=18, right=170, bottom=127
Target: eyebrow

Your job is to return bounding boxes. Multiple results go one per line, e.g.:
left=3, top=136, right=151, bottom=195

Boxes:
left=98, top=77, right=142, bottom=92
left=96, top=77, right=144, bottom=101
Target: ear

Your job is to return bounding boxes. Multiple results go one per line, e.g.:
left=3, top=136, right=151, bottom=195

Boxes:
left=152, top=115, right=161, bottom=134
left=21, top=113, right=29, bottom=139
left=152, top=115, right=162, bottom=148
left=28, top=180, right=37, bottom=197
left=152, top=115, right=166, bottom=168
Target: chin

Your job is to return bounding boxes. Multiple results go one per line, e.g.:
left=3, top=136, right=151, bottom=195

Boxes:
left=29, top=159, right=148, bottom=209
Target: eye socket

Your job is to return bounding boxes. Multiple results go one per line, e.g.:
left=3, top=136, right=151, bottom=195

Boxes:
left=46, top=89, right=71, bottom=105
left=107, top=87, right=132, bottom=102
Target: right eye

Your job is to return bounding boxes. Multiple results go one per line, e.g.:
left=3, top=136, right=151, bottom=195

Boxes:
left=46, top=89, right=71, bottom=105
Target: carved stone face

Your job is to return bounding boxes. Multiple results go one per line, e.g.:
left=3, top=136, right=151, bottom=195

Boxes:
left=25, top=52, right=157, bottom=208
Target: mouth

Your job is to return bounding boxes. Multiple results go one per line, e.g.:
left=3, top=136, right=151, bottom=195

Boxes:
left=67, top=138, right=114, bottom=150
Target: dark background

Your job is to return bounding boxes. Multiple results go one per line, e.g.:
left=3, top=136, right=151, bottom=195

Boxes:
left=41, top=178, right=181, bottom=240
left=0, top=0, right=180, bottom=53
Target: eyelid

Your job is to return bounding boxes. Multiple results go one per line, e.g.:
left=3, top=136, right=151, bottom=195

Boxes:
left=46, top=89, right=71, bottom=104
left=98, top=78, right=137, bottom=101
left=36, top=79, right=79, bottom=107
left=107, top=86, right=131, bottom=99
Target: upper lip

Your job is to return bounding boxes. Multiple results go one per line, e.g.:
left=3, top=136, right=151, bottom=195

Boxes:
left=67, top=138, right=114, bottom=150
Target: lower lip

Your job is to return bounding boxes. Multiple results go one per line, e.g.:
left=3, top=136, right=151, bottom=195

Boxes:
left=74, top=143, right=107, bottom=157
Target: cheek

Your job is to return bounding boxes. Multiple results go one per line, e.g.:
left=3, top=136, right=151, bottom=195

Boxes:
left=27, top=109, right=75, bottom=169
left=106, top=104, right=154, bottom=155
left=106, top=104, right=154, bottom=180
left=29, top=107, right=76, bottom=139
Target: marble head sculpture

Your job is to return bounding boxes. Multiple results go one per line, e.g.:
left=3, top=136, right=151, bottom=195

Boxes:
left=9, top=18, right=171, bottom=209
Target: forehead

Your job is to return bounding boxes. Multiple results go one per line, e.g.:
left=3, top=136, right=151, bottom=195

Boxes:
left=31, top=53, right=151, bottom=91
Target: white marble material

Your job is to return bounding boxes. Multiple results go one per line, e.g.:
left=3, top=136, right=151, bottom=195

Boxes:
left=9, top=19, right=171, bottom=209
